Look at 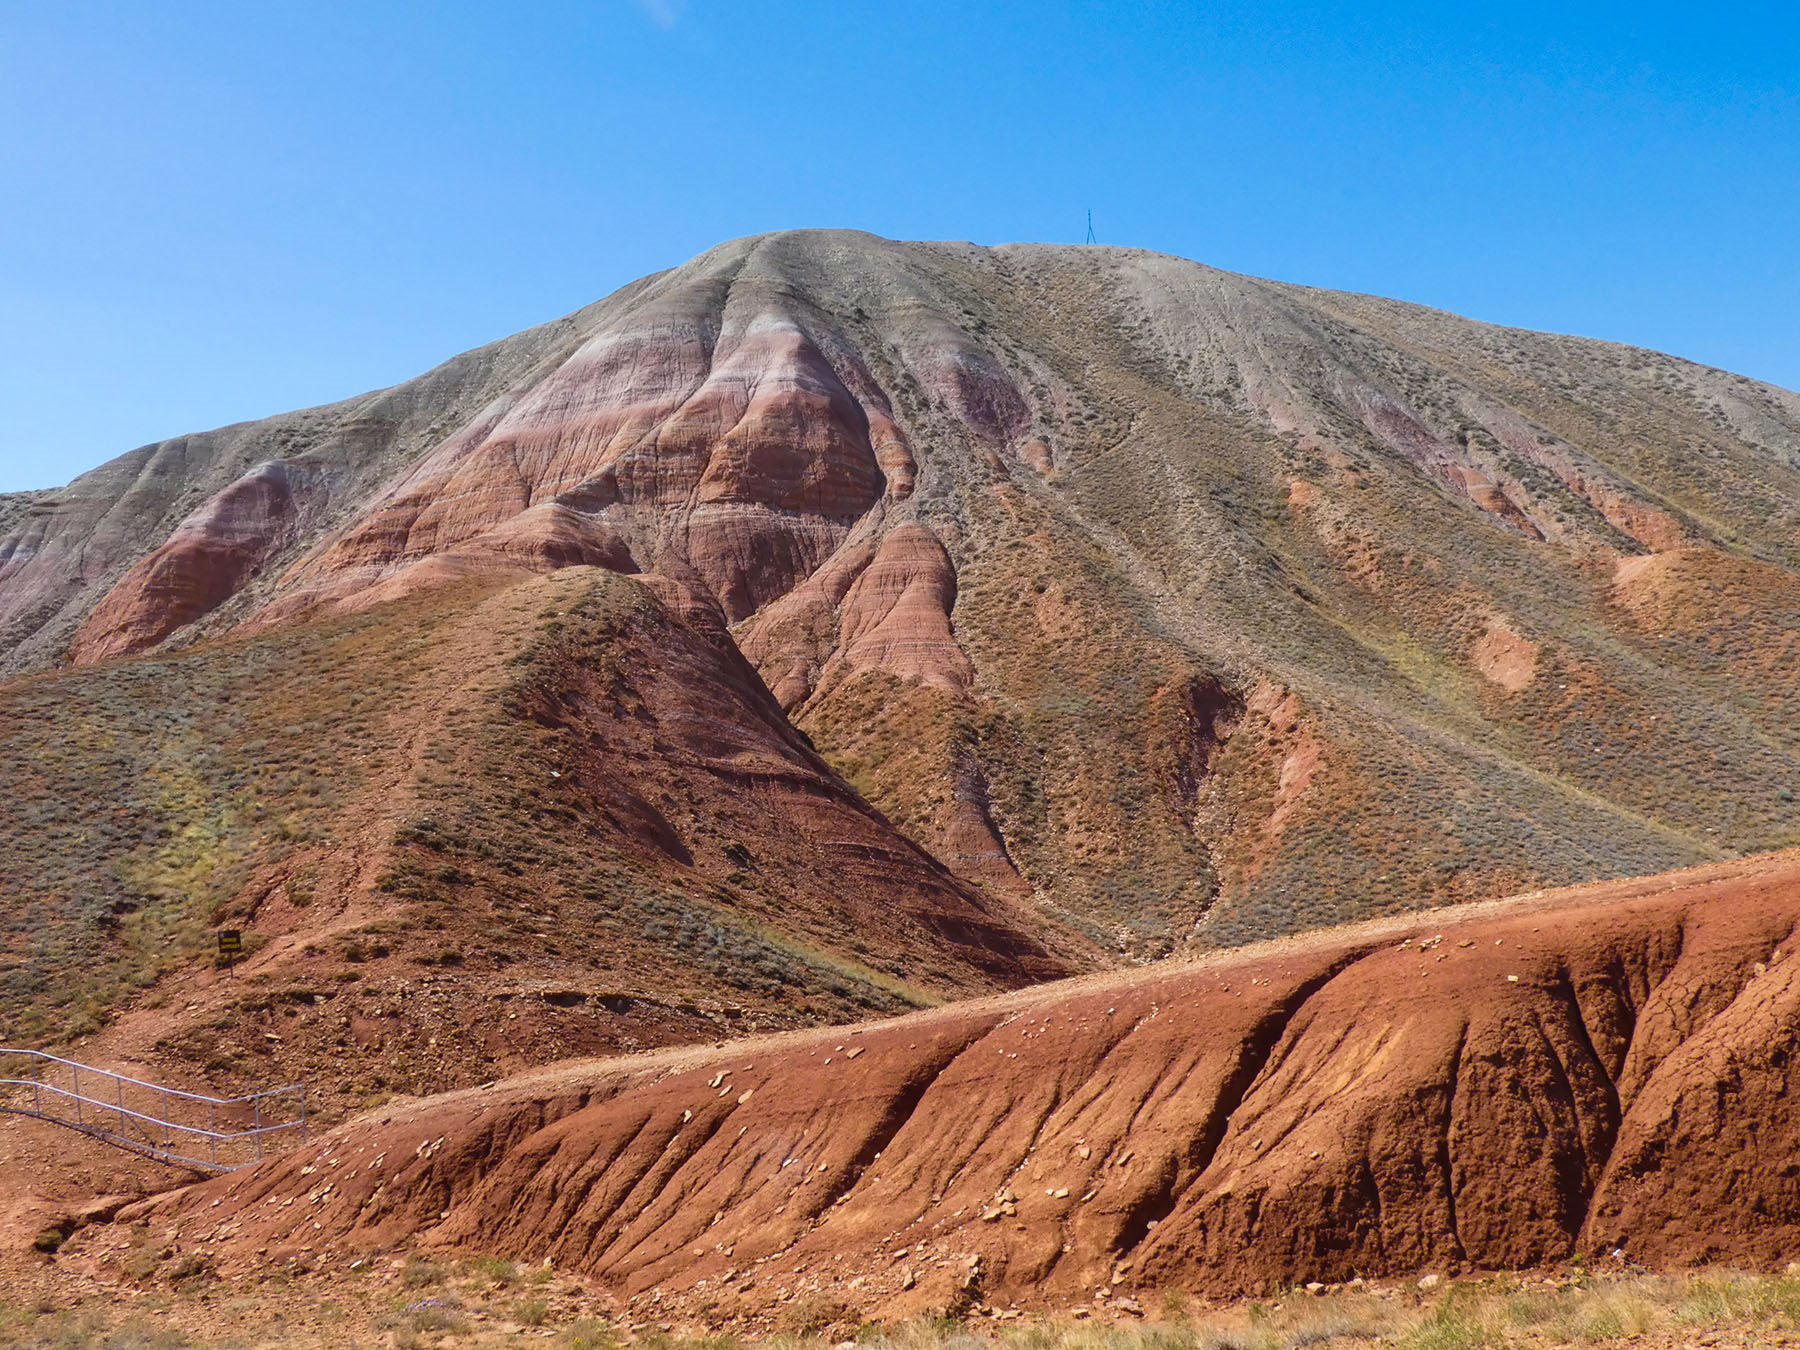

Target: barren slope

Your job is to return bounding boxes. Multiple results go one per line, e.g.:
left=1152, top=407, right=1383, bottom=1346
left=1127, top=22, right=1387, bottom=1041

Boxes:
left=126, top=850, right=1800, bottom=1319
left=6, top=229, right=1800, bottom=959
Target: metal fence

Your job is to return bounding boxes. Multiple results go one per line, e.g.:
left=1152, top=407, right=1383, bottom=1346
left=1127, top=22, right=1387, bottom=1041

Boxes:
left=0, top=1047, right=306, bottom=1172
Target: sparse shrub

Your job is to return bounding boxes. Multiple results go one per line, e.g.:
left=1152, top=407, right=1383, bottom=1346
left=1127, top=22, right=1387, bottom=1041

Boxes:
left=400, top=1254, right=443, bottom=1288
left=466, top=1254, right=517, bottom=1287
left=32, top=1226, right=65, bottom=1254
left=123, top=1229, right=165, bottom=1282
left=1398, top=1290, right=1499, bottom=1350
left=163, top=1252, right=213, bottom=1286
left=563, top=1317, right=622, bottom=1350
left=781, top=1294, right=856, bottom=1335
left=406, top=1300, right=467, bottom=1334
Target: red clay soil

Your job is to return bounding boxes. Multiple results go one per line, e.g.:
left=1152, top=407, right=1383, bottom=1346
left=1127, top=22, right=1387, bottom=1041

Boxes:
left=118, top=851, right=1800, bottom=1319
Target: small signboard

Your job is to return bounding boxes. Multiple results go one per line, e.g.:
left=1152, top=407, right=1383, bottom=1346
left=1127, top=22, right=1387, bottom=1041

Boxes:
left=218, top=929, right=244, bottom=976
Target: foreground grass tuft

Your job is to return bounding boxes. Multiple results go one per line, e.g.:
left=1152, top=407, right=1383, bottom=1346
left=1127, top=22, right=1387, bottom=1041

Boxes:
left=9, top=1264, right=1800, bottom=1346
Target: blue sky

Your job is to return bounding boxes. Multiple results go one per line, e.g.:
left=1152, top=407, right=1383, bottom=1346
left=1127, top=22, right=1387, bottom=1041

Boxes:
left=2, top=1, right=1795, bottom=492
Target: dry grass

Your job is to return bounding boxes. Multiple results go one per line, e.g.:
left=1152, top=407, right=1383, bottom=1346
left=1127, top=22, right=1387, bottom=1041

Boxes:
left=8, top=1268, right=1800, bottom=1348
left=0, top=595, right=439, bottom=1046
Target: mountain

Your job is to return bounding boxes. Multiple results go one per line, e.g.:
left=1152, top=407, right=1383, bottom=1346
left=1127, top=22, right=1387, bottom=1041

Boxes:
left=5, top=229, right=1800, bottom=1094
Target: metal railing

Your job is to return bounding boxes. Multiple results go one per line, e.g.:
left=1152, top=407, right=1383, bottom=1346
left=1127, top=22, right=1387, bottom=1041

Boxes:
left=0, top=1048, right=306, bottom=1173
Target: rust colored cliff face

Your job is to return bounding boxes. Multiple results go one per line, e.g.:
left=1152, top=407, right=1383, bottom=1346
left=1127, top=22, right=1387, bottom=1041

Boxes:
left=68, top=460, right=321, bottom=664
left=137, top=852, right=1800, bottom=1315
left=738, top=522, right=973, bottom=711
left=258, top=307, right=909, bottom=633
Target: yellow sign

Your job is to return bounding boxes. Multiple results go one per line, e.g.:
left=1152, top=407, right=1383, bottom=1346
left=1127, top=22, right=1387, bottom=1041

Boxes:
left=217, top=930, right=244, bottom=956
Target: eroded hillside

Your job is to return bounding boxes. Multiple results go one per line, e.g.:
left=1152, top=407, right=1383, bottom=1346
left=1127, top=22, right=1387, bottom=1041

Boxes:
left=0, top=567, right=1072, bottom=1105
left=118, top=851, right=1800, bottom=1320
left=5, top=229, right=1800, bottom=984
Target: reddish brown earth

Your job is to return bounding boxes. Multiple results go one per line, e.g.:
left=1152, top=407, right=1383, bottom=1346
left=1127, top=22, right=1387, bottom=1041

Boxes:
left=9, top=231, right=1800, bottom=973
left=0, top=566, right=1080, bottom=1113
left=67, top=459, right=324, bottom=665
left=108, top=850, right=1800, bottom=1321
left=6, top=235, right=1800, bottom=1322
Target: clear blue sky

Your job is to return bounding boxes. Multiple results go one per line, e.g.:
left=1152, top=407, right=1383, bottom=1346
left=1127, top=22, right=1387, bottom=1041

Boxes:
left=2, top=1, right=1796, bottom=492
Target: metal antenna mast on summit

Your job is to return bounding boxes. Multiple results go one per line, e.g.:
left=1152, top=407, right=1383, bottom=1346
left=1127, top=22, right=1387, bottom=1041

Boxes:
left=1085, top=210, right=1097, bottom=244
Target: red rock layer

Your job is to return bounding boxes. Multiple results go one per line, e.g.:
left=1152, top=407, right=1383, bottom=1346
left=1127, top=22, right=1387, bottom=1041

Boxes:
left=258, top=310, right=914, bottom=635
left=68, top=461, right=319, bottom=664
left=739, top=522, right=973, bottom=711
left=832, top=525, right=974, bottom=690
left=135, top=851, right=1800, bottom=1315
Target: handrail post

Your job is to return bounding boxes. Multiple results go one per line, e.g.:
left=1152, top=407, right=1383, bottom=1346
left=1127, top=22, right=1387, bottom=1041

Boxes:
left=0, top=1047, right=306, bottom=1173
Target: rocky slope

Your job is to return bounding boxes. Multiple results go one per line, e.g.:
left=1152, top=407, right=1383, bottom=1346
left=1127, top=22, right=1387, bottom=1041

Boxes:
left=123, top=850, right=1800, bottom=1319
left=5, top=229, right=1800, bottom=989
